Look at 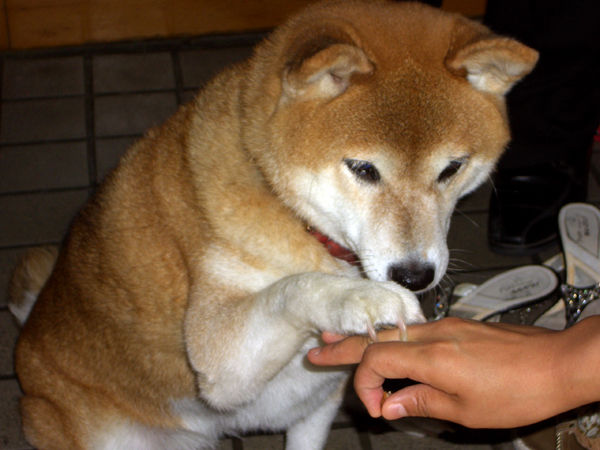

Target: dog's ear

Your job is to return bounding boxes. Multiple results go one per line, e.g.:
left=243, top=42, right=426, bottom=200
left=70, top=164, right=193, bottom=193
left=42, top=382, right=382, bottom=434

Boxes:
left=447, top=35, right=539, bottom=96
left=281, top=26, right=374, bottom=102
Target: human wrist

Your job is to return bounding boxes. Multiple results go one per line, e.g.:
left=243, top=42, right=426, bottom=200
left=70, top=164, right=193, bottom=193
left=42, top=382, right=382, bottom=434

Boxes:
left=556, top=316, right=600, bottom=411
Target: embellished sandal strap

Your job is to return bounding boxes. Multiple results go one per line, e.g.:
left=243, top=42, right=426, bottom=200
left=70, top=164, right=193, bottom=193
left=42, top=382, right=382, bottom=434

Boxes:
left=561, top=282, right=600, bottom=328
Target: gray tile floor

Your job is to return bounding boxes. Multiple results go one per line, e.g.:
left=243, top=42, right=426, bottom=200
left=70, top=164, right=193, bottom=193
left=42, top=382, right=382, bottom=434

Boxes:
left=1, top=35, right=599, bottom=449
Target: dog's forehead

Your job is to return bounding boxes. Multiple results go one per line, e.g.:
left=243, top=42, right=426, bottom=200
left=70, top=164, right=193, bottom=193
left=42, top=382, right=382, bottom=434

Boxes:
left=327, top=69, right=506, bottom=163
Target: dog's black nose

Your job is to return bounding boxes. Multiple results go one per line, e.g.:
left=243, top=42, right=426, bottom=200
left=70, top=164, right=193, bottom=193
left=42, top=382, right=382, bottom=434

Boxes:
left=388, top=261, right=435, bottom=291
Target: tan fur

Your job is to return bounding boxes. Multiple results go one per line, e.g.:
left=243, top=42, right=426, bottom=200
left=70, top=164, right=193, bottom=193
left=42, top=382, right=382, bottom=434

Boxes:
left=11, top=2, right=537, bottom=449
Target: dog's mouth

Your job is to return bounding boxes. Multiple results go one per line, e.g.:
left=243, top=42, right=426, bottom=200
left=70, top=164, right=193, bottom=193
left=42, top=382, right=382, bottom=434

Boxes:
left=307, top=226, right=360, bottom=266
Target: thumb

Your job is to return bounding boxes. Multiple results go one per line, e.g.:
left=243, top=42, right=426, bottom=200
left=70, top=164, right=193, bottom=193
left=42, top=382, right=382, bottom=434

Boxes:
left=381, top=383, right=460, bottom=422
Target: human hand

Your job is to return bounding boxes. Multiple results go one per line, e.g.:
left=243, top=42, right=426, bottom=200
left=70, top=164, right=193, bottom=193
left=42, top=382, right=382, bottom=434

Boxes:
left=308, top=317, right=600, bottom=428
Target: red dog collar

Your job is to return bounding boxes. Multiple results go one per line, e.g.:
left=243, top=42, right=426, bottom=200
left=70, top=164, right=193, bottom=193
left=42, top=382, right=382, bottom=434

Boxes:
left=307, top=227, right=360, bottom=266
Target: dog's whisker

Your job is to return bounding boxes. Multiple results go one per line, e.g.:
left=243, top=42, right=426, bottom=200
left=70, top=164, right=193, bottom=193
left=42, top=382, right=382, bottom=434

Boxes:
left=488, top=173, right=498, bottom=196
left=448, top=256, right=472, bottom=266
left=448, top=247, right=475, bottom=254
left=453, top=208, right=481, bottom=229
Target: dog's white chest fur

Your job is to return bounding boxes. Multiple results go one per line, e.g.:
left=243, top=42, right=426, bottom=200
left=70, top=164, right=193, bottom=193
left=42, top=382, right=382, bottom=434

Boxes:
left=98, top=339, right=347, bottom=450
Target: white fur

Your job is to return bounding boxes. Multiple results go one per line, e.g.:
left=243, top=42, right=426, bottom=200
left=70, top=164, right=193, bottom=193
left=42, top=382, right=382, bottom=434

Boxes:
left=175, top=273, right=424, bottom=450
left=8, top=290, right=37, bottom=326
left=95, top=340, right=348, bottom=450
left=189, top=273, right=423, bottom=409
left=94, top=421, right=213, bottom=450
left=285, top=158, right=456, bottom=292
left=168, top=338, right=347, bottom=449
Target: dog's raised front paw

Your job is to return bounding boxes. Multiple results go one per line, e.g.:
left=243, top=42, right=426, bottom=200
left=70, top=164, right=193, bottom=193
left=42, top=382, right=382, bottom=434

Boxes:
left=306, top=277, right=424, bottom=335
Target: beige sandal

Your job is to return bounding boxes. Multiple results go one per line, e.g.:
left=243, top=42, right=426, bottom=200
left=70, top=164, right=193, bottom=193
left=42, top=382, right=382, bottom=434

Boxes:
left=518, top=204, right=600, bottom=449
left=535, top=203, right=600, bottom=329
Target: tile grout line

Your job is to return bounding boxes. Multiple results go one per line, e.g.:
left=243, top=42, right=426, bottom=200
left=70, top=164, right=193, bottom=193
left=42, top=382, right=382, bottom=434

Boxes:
left=0, top=241, right=62, bottom=252
left=0, top=57, right=4, bottom=142
left=0, top=375, right=18, bottom=381
left=1, top=93, right=84, bottom=102
left=231, top=436, right=244, bottom=450
left=0, top=134, right=142, bottom=149
left=83, top=54, right=98, bottom=187
left=1, top=54, right=4, bottom=138
left=1, top=88, right=178, bottom=103
left=358, top=430, right=374, bottom=450
left=170, top=50, right=184, bottom=106
left=0, top=32, right=267, bottom=60
left=0, top=186, right=90, bottom=200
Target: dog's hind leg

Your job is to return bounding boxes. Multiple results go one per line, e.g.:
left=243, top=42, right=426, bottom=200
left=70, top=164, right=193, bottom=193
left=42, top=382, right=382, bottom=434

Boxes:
left=22, top=392, right=212, bottom=450
left=20, top=395, right=83, bottom=450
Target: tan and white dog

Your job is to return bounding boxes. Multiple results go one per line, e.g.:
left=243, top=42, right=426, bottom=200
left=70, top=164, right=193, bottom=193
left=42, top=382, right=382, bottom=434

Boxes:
left=9, top=1, right=537, bottom=448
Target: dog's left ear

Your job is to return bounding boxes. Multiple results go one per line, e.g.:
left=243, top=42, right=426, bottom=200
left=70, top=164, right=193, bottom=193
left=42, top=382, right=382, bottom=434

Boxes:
left=447, top=36, right=539, bottom=96
left=281, top=25, right=374, bottom=102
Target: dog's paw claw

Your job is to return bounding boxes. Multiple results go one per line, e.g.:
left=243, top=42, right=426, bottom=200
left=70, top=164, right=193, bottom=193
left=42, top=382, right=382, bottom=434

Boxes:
left=331, top=280, right=424, bottom=335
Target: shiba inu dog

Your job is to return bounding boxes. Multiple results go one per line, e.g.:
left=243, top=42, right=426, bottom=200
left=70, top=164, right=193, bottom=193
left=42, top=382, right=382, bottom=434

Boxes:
left=9, top=1, right=537, bottom=448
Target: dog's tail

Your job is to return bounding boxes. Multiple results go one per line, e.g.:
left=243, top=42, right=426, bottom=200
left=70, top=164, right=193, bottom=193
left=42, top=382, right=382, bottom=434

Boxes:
left=8, top=246, right=59, bottom=326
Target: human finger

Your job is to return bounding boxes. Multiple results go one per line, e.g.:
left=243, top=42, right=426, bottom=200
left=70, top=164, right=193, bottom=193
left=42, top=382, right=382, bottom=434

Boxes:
left=307, top=335, right=371, bottom=366
left=309, top=325, right=410, bottom=366
left=381, top=383, right=462, bottom=423
left=400, top=318, right=551, bottom=348
left=352, top=341, right=422, bottom=417
left=321, top=331, right=347, bottom=344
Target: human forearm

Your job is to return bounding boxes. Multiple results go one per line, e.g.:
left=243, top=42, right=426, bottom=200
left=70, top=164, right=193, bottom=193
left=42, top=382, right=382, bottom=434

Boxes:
left=556, top=315, right=600, bottom=411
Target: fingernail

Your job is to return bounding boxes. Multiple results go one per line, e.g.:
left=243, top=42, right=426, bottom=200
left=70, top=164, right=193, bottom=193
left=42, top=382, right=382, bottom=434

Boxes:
left=387, top=402, right=408, bottom=418
left=308, top=347, right=321, bottom=357
left=395, top=403, right=408, bottom=417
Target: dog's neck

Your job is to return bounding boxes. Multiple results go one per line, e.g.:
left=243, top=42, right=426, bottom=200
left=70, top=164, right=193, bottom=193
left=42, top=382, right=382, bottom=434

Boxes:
left=307, top=227, right=360, bottom=266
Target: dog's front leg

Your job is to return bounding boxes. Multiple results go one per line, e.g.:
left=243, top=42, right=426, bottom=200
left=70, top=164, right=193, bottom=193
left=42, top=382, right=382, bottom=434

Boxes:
left=285, top=382, right=346, bottom=450
left=184, top=272, right=423, bottom=410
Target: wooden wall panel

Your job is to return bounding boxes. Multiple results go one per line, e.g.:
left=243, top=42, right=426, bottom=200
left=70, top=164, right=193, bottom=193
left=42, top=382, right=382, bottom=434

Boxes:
left=87, top=0, right=169, bottom=43
left=4, top=0, right=487, bottom=50
left=162, top=0, right=314, bottom=37
left=5, top=0, right=315, bottom=49
left=442, top=0, right=486, bottom=17
left=8, top=3, right=87, bottom=48
left=0, top=0, right=9, bottom=49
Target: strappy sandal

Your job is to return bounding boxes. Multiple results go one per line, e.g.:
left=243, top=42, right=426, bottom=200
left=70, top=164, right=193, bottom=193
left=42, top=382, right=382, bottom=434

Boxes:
left=559, top=202, right=600, bottom=327
left=516, top=204, right=600, bottom=450
left=447, top=265, right=560, bottom=323
left=535, top=203, right=600, bottom=329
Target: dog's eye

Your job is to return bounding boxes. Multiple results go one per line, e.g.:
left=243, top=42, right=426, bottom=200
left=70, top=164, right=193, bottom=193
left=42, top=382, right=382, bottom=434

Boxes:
left=344, top=159, right=381, bottom=183
left=437, top=159, right=465, bottom=183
